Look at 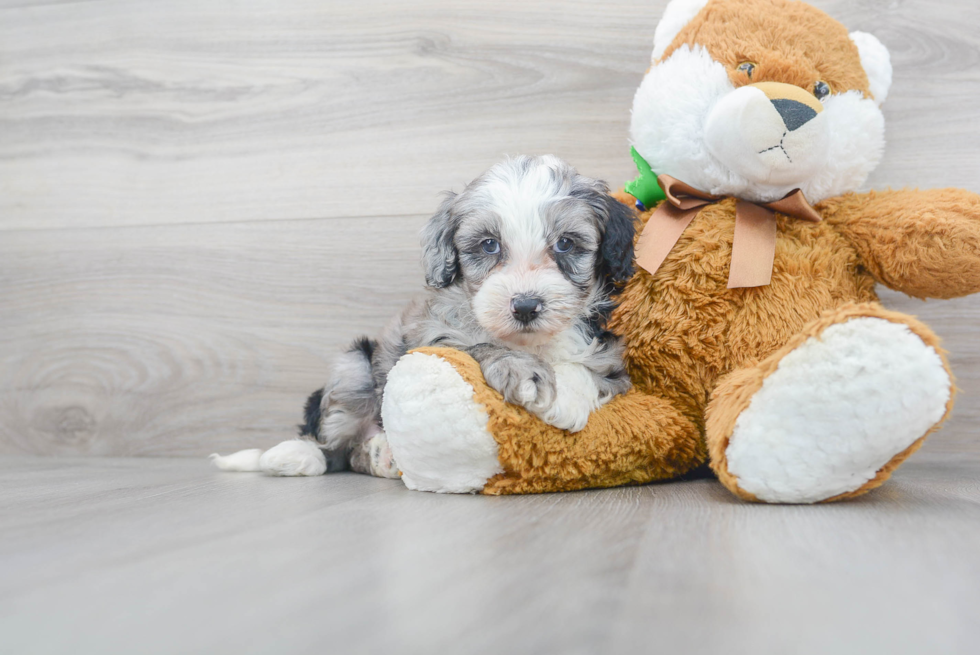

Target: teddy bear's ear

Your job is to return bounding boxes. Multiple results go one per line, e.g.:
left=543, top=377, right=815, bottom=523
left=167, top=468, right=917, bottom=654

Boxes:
left=651, top=0, right=711, bottom=61
left=850, top=31, right=892, bottom=106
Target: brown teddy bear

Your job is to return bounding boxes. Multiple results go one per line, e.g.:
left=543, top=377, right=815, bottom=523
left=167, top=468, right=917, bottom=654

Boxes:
left=380, top=0, right=980, bottom=502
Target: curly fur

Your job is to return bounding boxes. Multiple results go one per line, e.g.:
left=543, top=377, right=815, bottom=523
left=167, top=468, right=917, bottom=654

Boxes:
left=213, top=156, right=636, bottom=476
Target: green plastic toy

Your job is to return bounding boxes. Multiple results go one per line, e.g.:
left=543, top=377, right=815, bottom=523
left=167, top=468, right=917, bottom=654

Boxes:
left=625, top=146, right=666, bottom=209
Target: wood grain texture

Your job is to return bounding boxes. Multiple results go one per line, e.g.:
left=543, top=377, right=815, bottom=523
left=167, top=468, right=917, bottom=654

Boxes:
left=1, top=454, right=979, bottom=654
left=1, top=0, right=979, bottom=229
left=0, top=0, right=647, bottom=229
left=1, top=0, right=979, bottom=457
left=0, top=215, right=428, bottom=455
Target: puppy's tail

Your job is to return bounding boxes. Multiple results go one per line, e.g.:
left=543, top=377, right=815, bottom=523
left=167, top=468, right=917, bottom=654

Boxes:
left=209, top=440, right=333, bottom=476
left=209, top=448, right=264, bottom=472
left=209, top=386, right=336, bottom=476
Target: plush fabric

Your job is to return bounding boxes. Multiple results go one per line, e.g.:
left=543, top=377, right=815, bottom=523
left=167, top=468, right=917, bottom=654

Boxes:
left=705, top=304, right=955, bottom=503
left=403, top=347, right=705, bottom=495
left=822, top=188, right=980, bottom=299
left=381, top=0, right=980, bottom=502
left=662, top=0, right=871, bottom=98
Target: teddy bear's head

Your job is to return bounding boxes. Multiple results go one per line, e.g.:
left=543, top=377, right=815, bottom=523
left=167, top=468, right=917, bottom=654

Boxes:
left=630, top=0, right=892, bottom=204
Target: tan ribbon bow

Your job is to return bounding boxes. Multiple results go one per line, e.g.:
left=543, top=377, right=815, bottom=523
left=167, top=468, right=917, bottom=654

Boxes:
left=634, top=175, right=823, bottom=288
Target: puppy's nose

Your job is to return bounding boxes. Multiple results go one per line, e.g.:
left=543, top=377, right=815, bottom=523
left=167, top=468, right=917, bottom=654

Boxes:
left=511, top=295, right=543, bottom=324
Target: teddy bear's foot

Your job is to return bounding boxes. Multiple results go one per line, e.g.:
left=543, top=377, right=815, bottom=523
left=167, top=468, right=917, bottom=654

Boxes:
left=706, top=304, right=954, bottom=503
left=382, top=351, right=504, bottom=493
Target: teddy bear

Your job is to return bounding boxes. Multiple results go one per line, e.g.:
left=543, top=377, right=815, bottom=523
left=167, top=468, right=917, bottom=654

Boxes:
left=379, top=0, right=980, bottom=502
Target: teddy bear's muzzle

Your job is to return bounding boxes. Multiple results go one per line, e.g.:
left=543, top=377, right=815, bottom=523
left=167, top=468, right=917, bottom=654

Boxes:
left=704, top=81, right=829, bottom=189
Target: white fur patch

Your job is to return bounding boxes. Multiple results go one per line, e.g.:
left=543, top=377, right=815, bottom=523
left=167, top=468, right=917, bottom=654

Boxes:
left=651, top=0, right=711, bottom=61
left=258, top=439, right=327, bottom=477
left=632, top=46, right=731, bottom=195
left=631, top=45, right=886, bottom=204
left=704, top=85, right=829, bottom=186
left=209, top=448, right=263, bottom=472
left=850, top=31, right=892, bottom=105
left=538, top=362, right=602, bottom=433
left=472, top=265, right=578, bottom=346
left=469, top=155, right=589, bottom=347
left=725, top=318, right=951, bottom=503
left=478, top=155, right=565, bottom=264
left=803, top=90, right=885, bottom=202
left=382, top=352, right=502, bottom=493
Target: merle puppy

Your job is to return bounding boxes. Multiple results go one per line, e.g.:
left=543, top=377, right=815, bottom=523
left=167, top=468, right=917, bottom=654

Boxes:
left=212, top=155, right=636, bottom=477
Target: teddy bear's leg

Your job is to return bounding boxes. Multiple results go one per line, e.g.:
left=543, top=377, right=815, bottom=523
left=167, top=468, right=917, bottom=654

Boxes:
left=383, top=347, right=705, bottom=494
left=706, top=303, right=954, bottom=503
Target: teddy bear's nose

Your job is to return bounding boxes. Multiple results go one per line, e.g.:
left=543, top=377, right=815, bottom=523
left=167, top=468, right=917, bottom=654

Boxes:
left=771, top=98, right=817, bottom=131
left=748, top=81, right=823, bottom=132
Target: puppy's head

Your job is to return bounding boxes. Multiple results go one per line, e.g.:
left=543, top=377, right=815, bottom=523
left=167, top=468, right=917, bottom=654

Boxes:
left=632, top=0, right=892, bottom=203
left=421, top=155, right=635, bottom=347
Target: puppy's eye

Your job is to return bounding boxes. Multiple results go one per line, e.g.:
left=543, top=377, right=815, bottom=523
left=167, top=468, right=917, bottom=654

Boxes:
left=481, top=238, right=500, bottom=255
left=814, top=80, right=831, bottom=100
left=736, top=62, right=756, bottom=78
left=554, top=237, right=574, bottom=253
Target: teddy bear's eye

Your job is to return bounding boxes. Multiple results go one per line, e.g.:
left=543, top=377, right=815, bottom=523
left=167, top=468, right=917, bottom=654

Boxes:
left=736, top=62, right=756, bottom=78
left=814, top=80, right=831, bottom=100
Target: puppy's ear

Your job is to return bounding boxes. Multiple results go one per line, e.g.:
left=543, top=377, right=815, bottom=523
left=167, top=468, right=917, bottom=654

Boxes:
left=598, top=194, right=637, bottom=284
left=420, top=192, right=460, bottom=288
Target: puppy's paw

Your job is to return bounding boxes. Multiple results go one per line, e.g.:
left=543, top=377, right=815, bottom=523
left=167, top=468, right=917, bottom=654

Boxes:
left=537, top=363, right=602, bottom=433
left=368, top=431, right=400, bottom=479
left=258, top=439, right=327, bottom=476
left=540, top=397, right=591, bottom=433
left=480, top=351, right=557, bottom=415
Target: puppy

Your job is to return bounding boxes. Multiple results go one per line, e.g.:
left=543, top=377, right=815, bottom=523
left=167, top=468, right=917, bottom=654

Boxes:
left=211, top=155, right=636, bottom=478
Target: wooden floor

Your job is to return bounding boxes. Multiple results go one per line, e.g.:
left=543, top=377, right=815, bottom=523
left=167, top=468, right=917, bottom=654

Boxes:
left=2, top=2, right=980, bottom=653
left=2, top=0, right=979, bottom=457
left=2, top=453, right=979, bottom=655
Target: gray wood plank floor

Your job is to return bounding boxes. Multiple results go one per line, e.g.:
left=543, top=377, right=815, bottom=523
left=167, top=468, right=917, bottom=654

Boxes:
left=2, top=2, right=979, bottom=651
left=2, top=0, right=980, bottom=457
left=2, top=454, right=979, bottom=655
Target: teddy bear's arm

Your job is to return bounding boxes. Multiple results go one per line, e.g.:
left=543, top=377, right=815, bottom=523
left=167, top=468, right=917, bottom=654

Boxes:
left=822, top=188, right=980, bottom=299
left=383, top=347, right=706, bottom=494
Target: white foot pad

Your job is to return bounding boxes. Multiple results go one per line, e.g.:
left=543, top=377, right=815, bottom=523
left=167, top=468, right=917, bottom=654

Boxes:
left=382, top=352, right=502, bottom=493
left=726, top=317, right=950, bottom=503
left=258, top=440, right=327, bottom=477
